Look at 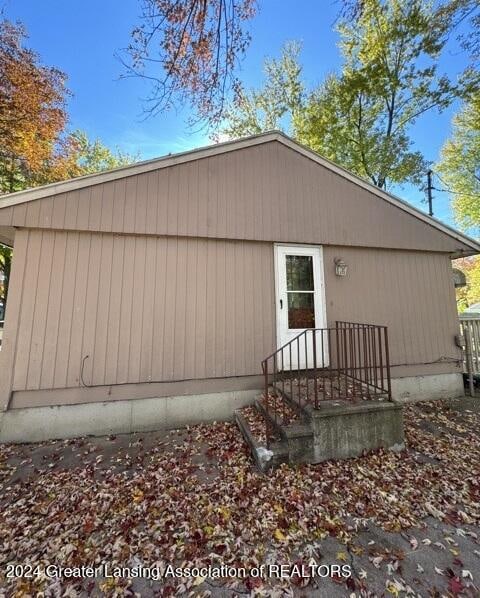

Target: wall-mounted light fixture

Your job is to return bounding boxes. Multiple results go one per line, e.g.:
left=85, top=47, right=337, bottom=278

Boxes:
left=452, top=267, right=466, bottom=288
left=335, top=258, right=348, bottom=277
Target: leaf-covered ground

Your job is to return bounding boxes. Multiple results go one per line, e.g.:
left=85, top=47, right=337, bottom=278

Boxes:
left=0, top=398, right=479, bottom=597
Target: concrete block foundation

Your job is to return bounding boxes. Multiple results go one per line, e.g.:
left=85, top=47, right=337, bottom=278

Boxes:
left=0, top=389, right=259, bottom=443
left=391, top=373, right=464, bottom=404
left=0, top=372, right=460, bottom=446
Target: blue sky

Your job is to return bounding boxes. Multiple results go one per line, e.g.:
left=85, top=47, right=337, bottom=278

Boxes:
left=3, top=0, right=473, bottom=228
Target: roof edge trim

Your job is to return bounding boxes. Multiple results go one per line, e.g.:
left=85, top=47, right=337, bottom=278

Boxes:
left=0, top=132, right=275, bottom=206
left=0, top=130, right=478, bottom=253
left=276, top=133, right=480, bottom=254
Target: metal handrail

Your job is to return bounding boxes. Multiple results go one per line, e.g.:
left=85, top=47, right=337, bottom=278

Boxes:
left=262, top=328, right=310, bottom=362
left=261, top=321, right=392, bottom=446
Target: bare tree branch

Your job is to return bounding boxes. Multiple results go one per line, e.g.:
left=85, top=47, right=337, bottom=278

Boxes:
left=119, top=0, right=257, bottom=125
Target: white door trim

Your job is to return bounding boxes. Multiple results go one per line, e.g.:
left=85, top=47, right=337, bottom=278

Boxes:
left=274, top=244, right=328, bottom=368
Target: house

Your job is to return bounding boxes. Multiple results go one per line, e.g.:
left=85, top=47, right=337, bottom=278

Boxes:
left=0, top=131, right=478, bottom=445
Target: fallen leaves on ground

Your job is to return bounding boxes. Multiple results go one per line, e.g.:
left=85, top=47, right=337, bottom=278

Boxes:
left=0, top=400, right=479, bottom=595
left=260, top=393, right=300, bottom=425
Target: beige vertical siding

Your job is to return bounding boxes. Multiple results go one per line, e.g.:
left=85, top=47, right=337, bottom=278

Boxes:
left=1, top=231, right=461, bottom=409
left=323, top=246, right=461, bottom=374
left=2, top=230, right=275, bottom=396
left=0, top=142, right=472, bottom=254
left=0, top=136, right=470, bottom=413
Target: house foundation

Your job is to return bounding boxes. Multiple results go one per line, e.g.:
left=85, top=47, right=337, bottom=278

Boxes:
left=390, top=372, right=464, bottom=403
left=0, top=372, right=464, bottom=444
left=0, top=389, right=258, bottom=443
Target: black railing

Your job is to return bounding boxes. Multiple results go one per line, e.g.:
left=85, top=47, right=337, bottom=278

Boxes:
left=261, top=321, right=392, bottom=446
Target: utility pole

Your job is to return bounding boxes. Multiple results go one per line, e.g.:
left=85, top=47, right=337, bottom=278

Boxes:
left=427, top=170, right=433, bottom=217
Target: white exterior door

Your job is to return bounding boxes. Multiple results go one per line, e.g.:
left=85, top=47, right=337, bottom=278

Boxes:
left=274, top=244, right=328, bottom=369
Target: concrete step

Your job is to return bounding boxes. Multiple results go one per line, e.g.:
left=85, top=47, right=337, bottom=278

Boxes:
left=268, top=385, right=310, bottom=421
left=236, top=397, right=405, bottom=469
left=235, top=404, right=288, bottom=472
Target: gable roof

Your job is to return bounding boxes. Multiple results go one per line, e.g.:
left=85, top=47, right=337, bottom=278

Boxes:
left=0, top=130, right=478, bottom=255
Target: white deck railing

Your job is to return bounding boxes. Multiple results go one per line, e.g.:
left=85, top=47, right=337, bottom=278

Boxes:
left=459, top=317, right=480, bottom=375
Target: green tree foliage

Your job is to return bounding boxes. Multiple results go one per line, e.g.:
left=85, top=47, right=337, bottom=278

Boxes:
left=69, top=131, right=140, bottom=176
left=217, top=42, right=304, bottom=139
left=455, top=256, right=480, bottom=311
left=296, top=0, right=476, bottom=189
left=121, top=0, right=479, bottom=126
left=437, top=97, right=480, bottom=232
left=221, top=1, right=477, bottom=190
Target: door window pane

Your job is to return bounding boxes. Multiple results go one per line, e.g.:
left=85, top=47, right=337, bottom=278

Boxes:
left=288, top=293, right=315, bottom=329
left=286, top=255, right=314, bottom=291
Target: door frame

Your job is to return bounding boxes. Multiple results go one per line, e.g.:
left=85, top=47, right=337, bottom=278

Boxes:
left=274, top=243, right=328, bottom=361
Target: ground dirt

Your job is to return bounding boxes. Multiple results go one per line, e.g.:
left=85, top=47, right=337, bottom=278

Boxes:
left=0, top=397, right=479, bottom=597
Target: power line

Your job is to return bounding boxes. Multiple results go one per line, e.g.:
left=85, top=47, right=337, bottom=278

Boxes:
left=432, top=170, right=449, bottom=188
left=431, top=170, right=480, bottom=199
left=433, top=186, right=480, bottom=199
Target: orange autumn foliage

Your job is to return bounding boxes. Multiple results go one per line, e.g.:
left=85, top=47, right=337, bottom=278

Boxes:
left=0, top=20, right=81, bottom=193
